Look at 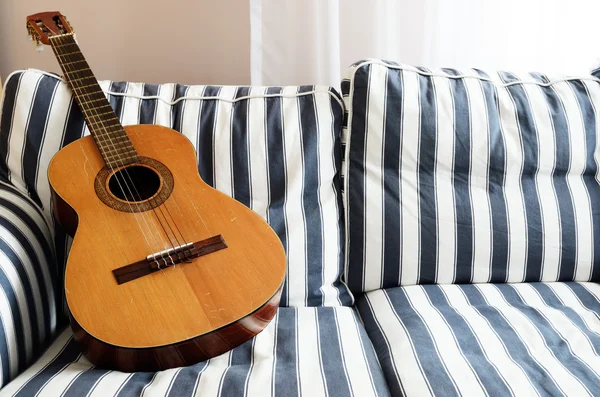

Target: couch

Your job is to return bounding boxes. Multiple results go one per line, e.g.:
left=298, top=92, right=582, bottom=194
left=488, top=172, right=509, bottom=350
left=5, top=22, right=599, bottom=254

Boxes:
left=0, top=59, right=597, bottom=396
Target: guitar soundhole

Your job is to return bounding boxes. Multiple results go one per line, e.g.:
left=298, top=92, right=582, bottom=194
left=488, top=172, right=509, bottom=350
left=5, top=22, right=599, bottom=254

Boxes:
left=94, top=157, right=174, bottom=213
left=108, top=165, right=160, bottom=202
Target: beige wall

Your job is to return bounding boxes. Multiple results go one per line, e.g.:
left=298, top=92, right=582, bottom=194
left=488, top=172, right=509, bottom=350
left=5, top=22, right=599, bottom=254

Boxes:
left=0, top=0, right=250, bottom=85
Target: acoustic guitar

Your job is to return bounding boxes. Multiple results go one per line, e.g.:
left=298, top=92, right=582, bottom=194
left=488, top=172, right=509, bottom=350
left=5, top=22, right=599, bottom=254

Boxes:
left=26, top=12, right=286, bottom=372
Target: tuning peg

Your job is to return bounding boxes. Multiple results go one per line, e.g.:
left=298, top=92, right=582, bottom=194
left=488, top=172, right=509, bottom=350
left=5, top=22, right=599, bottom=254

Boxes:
left=65, top=17, right=74, bottom=31
left=35, top=45, right=45, bottom=52
left=27, top=35, right=32, bottom=41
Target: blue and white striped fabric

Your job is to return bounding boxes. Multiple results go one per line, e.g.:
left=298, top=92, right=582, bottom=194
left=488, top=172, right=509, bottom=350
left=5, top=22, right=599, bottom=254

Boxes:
left=0, top=307, right=389, bottom=397
left=342, top=59, right=600, bottom=293
left=356, top=282, right=600, bottom=397
left=0, top=69, right=351, bottom=307
left=0, top=181, right=57, bottom=388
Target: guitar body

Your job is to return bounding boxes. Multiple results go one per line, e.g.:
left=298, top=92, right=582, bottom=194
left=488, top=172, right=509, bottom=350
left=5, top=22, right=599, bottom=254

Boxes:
left=48, top=124, right=286, bottom=372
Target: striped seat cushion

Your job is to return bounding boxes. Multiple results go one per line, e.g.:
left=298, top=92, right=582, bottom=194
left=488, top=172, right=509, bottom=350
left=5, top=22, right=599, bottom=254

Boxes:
left=0, top=307, right=390, bottom=397
left=0, top=69, right=351, bottom=307
left=0, top=181, right=58, bottom=388
left=342, top=59, right=600, bottom=293
left=356, top=282, right=600, bottom=397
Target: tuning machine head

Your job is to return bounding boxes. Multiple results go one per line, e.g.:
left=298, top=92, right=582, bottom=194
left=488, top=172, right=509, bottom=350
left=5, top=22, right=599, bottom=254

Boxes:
left=26, top=11, right=74, bottom=51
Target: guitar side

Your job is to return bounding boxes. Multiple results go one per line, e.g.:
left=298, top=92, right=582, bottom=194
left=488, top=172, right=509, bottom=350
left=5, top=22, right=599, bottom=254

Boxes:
left=48, top=125, right=286, bottom=371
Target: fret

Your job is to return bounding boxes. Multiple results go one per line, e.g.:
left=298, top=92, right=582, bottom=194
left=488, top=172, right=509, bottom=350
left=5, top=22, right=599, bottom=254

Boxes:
left=77, top=99, right=108, bottom=111
left=62, top=59, right=87, bottom=67
left=56, top=50, right=82, bottom=58
left=103, top=158, right=138, bottom=167
left=82, top=110, right=116, bottom=119
left=97, top=141, right=134, bottom=151
left=73, top=91, right=107, bottom=103
left=88, top=126, right=122, bottom=135
left=108, top=135, right=131, bottom=142
left=86, top=117, right=121, bottom=128
left=97, top=145, right=136, bottom=157
left=80, top=92, right=111, bottom=101
left=65, top=68, right=92, bottom=76
left=101, top=147, right=136, bottom=155
left=102, top=148, right=138, bottom=160
left=97, top=141, right=136, bottom=154
left=96, top=136, right=133, bottom=147
left=102, top=153, right=139, bottom=165
left=68, top=75, right=96, bottom=84
left=66, top=67, right=92, bottom=73
left=92, top=126, right=128, bottom=135
left=105, top=156, right=139, bottom=166
left=92, top=132, right=129, bottom=143
left=81, top=103, right=115, bottom=113
left=57, top=55, right=83, bottom=64
left=94, top=131, right=131, bottom=142
left=93, top=131, right=130, bottom=142
left=105, top=157, right=139, bottom=168
left=50, top=33, right=139, bottom=166
left=78, top=99, right=112, bottom=110
left=74, top=82, right=100, bottom=90
left=77, top=96, right=110, bottom=106
left=52, top=41, right=78, bottom=49
left=94, top=133, right=130, bottom=144
left=99, top=141, right=135, bottom=151
left=97, top=147, right=133, bottom=157
left=82, top=110, right=112, bottom=120
left=88, top=128, right=123, bottom=138
left=83, top=117, right=118, bottom=128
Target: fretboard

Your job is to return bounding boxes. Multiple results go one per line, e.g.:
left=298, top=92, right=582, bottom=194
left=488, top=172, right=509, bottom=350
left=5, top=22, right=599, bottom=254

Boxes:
left=49, top=33, right=139, bottom=168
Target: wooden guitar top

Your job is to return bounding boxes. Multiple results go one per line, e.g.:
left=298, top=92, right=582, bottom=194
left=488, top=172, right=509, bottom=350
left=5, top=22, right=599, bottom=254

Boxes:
left=49, top=124, right=286, bottom=349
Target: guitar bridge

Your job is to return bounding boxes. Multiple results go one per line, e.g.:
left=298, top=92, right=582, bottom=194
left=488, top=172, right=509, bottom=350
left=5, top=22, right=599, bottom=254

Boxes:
left=112, top=235, right=227, bottom=285
left=147, top=242, right=195, bottom=267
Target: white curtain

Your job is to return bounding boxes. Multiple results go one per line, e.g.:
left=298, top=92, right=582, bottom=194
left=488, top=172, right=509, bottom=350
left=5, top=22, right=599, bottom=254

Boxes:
left=250, top=0, right=600, bottom=87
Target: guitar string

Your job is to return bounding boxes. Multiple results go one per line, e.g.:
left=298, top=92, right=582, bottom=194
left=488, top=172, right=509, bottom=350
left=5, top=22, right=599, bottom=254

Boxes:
left=50, top=35, right=176, bottom=268
left=51, top=35, right=184, bottom=267
left=104, top=102, right=191, bottom=264
left=162, top=199, right=191, bottom=261
left=49, top=35, right=169, bottom=268
left=116, top=115, right=191, bottom=262
left=55, top=34, right=193, bottom=264
left=51, top=33, right=196, bottom=265
left=124, top=91, right=194, bottom=261
left=87, top=106, right=189, bottom=265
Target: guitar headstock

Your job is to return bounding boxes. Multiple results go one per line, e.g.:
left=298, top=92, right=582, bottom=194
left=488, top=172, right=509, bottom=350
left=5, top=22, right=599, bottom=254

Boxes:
left=26, top=11, right=73, bottom=49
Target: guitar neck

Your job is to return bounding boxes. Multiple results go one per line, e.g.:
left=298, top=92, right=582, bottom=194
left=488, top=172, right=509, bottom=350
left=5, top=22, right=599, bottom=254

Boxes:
left=49, top=33, right=138, bottom=167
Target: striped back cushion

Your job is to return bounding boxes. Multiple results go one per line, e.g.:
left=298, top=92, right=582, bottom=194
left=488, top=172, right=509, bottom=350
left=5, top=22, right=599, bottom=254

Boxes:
left=0, top=181, right=57, bottom=387
left=0, top=69, right=352, bottom=307
left=342, top=59, right=600, bottom=293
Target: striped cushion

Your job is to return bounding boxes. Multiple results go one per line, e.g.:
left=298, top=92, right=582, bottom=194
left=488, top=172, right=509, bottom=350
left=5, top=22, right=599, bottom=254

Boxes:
left=356, top=282, right=600, bottom=397
left=342, top=59, right=600, bottom=293
left=0, top=69, right=351, bottom=307
left=0, top=181, right=58, bottom=388
left=0, top=307, right=390, bottom=397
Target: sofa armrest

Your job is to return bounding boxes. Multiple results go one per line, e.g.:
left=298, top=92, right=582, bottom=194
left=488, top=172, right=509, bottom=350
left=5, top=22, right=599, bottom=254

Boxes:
left=0, top=180, right=58, bottom=387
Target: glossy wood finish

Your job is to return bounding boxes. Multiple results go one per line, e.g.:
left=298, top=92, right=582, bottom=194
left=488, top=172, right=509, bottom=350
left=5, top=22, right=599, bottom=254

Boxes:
left=48, top=124, right=286, bottom=371
left=27, top=11, right=73, bottom=45
left=112, top=235, right=228, bottom=285
left=71, top=287, right=281, bottom=372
